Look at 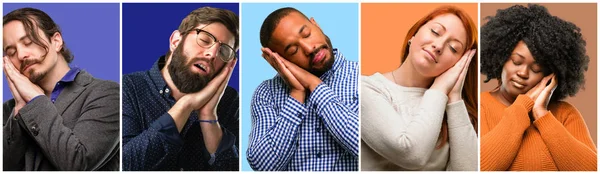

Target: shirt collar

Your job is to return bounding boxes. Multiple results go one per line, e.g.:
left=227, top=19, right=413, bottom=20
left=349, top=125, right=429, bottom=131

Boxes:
left=150, top=55, right=175, bottom=99
left=59, top=66, right=81, bottom=83
left=320, top=48, right=345, bottom=79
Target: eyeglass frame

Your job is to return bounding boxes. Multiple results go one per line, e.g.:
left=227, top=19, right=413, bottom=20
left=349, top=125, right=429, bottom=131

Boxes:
left=182, top=26, right=237, bottom=62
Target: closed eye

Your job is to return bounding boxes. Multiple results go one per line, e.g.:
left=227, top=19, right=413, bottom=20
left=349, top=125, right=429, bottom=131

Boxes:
left=431, top=29, right=440, bottom=36
left=449, top=45, right=457, bottom=53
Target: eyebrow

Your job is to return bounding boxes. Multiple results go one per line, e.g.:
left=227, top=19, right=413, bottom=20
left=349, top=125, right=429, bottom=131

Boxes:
left=4, top=35, right=29, bottom=51
left=432, top=22, right=465, bottom=49
left=283, top=24, right=307, bottom=54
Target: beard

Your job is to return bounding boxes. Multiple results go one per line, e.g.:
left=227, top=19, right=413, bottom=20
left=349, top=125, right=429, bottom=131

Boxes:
left=168, top=42, right=217, bottom=93
left=308, top=35, right=335, bottom=77
left=21, top=55, right=48, bottom=83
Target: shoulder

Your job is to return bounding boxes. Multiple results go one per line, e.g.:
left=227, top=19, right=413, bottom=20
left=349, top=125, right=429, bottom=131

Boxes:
left=361, top=73, right=388, bottom=92
left=549, top=100, right=583, bottom=121
left=76, top=71, right=119, bottom=93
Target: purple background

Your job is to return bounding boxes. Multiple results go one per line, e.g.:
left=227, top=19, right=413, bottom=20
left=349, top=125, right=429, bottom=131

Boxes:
left=3, top=3, right=120, bottom=102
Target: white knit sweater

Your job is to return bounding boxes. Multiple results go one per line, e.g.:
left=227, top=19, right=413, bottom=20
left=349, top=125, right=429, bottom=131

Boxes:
left=360, top=73, right=477, bottom=171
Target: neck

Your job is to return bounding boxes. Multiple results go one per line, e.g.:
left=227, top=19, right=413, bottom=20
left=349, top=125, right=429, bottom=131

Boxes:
left=39, top=58, right=70, bottom=97
left=490, top=87, right=516, bottom=106
left=161, top=56, right=185, bottom=101
left=393, top=58, right=434, bottom=88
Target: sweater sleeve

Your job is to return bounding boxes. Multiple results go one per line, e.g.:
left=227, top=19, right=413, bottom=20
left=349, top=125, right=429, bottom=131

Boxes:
left=533, top=103, right=597, bottom=171
left=360, top=77, right=447, bottom=170
left=480, top=94, right=533, bottom=171
left=445, top=100, right=478, bottom=171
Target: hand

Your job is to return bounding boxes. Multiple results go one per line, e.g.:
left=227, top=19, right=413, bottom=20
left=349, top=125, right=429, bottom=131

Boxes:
left=431, top=49, right=476, bottom=95
left=261, top=48, right=304, bottom=92
left=275, top=53, right=322, bottom=92
left=179, top=59, right=235, bottom=113
left=262, top=47, right=307, bottom=103
left=525, top=74, right=554, bottom=101
left=198, top=58, right=237, bottom=120
left=532, top=74, right=557, bottom=120
left=448, top=49, right=476, bottom=103
left=3, top=56, right=44, bottom=115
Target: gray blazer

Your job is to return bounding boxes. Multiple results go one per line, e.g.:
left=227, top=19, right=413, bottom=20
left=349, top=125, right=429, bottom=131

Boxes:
left=3, top=70, right=120, bottom=171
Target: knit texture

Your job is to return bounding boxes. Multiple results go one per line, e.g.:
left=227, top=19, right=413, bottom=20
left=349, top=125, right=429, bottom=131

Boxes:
left=480, top=92, right=597, bottom=171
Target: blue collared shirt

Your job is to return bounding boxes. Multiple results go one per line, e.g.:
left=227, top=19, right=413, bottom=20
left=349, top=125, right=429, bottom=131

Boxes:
left=122, top=56, right=239, bottom=171
left=28, top=67, right=81, bottom=103
left=247, top=49, right=359, bottom=171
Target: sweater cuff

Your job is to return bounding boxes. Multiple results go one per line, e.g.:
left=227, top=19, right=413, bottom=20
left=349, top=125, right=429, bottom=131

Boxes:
left=446, top=100, right=471, bottom=129
left=514, top=94, right=534, bottom=111
left=533, top=111, right=559, bottom=131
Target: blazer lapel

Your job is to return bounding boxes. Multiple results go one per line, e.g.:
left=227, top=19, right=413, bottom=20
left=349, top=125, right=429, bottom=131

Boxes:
left=53, top=71, right=93, bottom=115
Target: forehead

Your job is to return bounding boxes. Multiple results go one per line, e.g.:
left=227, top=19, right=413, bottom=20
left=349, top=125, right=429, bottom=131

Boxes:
left=3, top=20, right=27, bottom=45
left=269, top=12, right=309, bottom=46
left=512, top=41, right=535, bottom=61
left=427, top=13, right=468, bottom=45
left=192, top=22, right=235, bottom=46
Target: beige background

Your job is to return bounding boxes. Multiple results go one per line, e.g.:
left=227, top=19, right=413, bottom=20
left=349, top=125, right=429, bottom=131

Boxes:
left=481, top=3, right=597, bottom=144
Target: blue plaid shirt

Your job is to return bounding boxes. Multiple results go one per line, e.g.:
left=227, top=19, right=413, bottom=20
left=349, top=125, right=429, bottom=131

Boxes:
left=247, top=49, right=359, bottom=171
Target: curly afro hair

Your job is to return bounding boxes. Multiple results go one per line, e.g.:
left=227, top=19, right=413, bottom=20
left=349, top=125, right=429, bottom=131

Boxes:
left=481, top=4, right=589, bottom=102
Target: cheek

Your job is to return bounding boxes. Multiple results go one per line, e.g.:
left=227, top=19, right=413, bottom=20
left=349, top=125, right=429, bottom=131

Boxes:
left=529, top=73, right=544, bottom=85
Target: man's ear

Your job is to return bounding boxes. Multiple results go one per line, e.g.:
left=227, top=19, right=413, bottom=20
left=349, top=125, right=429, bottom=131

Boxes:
left=310, top=17, right=321, bottom=30
left=169, top=30, right=183, bottom=52
left=51, top=32, right=63, bottom=52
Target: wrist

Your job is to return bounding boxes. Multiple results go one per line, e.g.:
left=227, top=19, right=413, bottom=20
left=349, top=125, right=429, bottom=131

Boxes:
left=532, top=107, right=548, bottom=120
left=307, top=78, right=322, bottom=92
left=199, top=110, right=218, bottom=120
left=290, top=89, right=305, bottom=104
left=448, top=93, right=461, bottom=103
left=175, top=96, right=194, bottom=115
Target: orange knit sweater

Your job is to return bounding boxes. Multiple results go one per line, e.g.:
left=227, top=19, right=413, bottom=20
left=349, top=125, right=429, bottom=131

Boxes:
left=480, top=92, right=597, bottom=171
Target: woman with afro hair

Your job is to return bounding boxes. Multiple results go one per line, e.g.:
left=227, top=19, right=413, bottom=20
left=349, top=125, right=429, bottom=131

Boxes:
left=480, top=4, right=596, bottom=171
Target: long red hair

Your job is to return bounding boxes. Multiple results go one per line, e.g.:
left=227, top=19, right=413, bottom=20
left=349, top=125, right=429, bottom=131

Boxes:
left=400, top=6, right=478, bottom=148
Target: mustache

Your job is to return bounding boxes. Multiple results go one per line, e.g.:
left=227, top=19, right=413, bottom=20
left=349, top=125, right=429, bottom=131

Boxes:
left=20, top=56, right=44, bottom=73
left=309, top=44, right=329, bottom=60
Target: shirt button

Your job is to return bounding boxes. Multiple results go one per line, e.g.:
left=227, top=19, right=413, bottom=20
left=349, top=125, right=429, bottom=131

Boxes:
left=165, top=88, right=170, bottom=93
left=316, top=152, right=322, bottom=158
left=159, top=89, right=163, bottom=94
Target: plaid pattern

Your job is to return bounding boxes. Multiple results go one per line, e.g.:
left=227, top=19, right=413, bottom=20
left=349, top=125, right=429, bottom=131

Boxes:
left=247, top=49, right=359, bottom=171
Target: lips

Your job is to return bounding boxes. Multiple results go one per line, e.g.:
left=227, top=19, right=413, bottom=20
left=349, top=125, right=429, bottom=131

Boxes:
left=423, top=49, right=437, bottom=63
left=511, top=79, right=526, bottom=89
left=21, top=63, right=36, bottom=73
left=312, top=48, right=327, bottom=64
left=192, top=60, right=210, bottom=75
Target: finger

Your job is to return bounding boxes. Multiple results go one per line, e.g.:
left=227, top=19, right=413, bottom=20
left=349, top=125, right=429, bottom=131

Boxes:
left=548, top=75, right=558, bottom=93
left=456, top=49, right=476, bottom=85
left=4, top=69, right=22, bottom=101
left=202, top=66, right=232, bottom=95
left=532, top=74, right=554, bottom=97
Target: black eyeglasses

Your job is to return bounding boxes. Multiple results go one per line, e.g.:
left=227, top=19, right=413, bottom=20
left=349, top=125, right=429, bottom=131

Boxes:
left=188, top=28, right=236, bottom=62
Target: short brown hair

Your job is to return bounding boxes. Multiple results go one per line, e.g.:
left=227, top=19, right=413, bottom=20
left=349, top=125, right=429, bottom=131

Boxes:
left=166, top=7, right=239, bottom=58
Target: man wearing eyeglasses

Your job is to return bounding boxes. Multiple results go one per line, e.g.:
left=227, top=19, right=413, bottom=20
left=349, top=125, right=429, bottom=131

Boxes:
left=121, top=7, right=239, bottom=171
left=246, top=7, right=358, bottom=171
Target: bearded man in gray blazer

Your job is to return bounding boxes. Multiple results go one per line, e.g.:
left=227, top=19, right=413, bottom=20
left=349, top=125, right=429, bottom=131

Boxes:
left=2, top=8, right=120, bottom=171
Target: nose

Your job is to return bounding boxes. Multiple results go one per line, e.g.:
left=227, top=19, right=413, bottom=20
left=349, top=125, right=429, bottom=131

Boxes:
left=16, top=46, right=31, bottom=60
left=203, top=43, right=220, bottom=60
left=299, top=39, right=315, bottom=56
left=431, top=40, right=443, bottom=55
left=516, top=66, right=529, bottom=79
